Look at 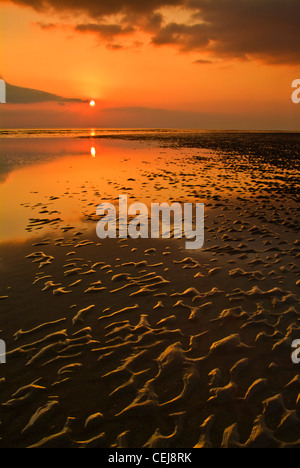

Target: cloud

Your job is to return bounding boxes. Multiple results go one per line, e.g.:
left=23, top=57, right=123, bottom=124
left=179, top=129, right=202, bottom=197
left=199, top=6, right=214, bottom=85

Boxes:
left=34, top=21, right=56, bottom=29
left=152, top=22, right=210, bottom=51
left=151, top=0, right=300, bottom=64
left=2, top=0, right=183, bottom=17
left=75, top=22, right=135, bottom=40
left=5, top=82, right=87, bottom=104
left=1, top=0, right=300, bottom=63
left=193, top=59, right=213, bottom=65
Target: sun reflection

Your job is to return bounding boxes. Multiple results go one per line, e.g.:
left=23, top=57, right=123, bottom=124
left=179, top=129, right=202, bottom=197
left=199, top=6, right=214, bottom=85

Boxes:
left=89, top=100, right=95, bottom=107
left=91, top=146, right=96, bottom=157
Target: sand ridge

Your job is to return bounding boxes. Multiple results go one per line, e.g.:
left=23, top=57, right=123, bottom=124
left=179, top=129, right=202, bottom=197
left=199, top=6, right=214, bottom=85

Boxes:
left=0, top=132, right=299, bottom=448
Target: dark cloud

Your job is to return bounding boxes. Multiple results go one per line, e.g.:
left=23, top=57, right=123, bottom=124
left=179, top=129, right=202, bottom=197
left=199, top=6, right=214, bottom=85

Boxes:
left=34, top=21, right=56, bottom=29
left=75, top=22, right=135, bottom=40
left=152, top=0, right=300, bottom=63
left=5, top=82, right=87, bottom=104
left=193, top=59, right=213, bottom=64
left=2, top=0, right=299, bottom=63
left=195, top=0, right=300, bottom=63
left=106, top=42, right=124, bottom=50
left=152, top=22, right=210, bottom=51
left=3, top=0, right=183, bottom=17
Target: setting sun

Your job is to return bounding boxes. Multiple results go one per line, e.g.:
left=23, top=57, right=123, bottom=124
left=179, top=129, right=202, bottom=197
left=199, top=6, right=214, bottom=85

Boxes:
left=89, top=100, right=95, bottom=107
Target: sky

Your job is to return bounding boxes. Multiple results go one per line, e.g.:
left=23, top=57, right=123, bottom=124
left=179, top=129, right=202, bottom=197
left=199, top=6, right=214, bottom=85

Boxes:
left=0, top=0, right=299, bottom=130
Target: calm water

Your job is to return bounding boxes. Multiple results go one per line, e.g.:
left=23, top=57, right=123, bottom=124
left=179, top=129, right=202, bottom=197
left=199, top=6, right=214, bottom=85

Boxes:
left=1, top=129, right=299, bottom=243
left=0, top=130, right=212, bottom=242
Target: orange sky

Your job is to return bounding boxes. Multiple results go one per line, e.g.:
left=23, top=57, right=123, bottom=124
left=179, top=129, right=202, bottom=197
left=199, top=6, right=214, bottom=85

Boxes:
left=0, top=1, right=299, bottom=129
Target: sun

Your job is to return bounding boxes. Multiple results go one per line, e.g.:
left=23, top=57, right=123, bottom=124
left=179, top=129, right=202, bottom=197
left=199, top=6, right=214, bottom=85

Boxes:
left=89, top=100, right=96, bottom=107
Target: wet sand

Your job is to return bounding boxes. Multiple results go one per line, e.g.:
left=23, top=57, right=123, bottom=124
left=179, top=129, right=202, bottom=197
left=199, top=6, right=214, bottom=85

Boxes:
left=0, top=131, right=299, bottom=448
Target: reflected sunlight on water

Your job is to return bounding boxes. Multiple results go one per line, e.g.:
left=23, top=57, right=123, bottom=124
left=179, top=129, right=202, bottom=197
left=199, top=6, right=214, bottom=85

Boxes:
left=0, top=135, right=210, bottom=242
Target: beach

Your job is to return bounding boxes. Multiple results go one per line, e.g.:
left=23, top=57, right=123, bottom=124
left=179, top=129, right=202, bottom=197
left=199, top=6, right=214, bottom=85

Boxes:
left=0, top=129, right=299, bottom=448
